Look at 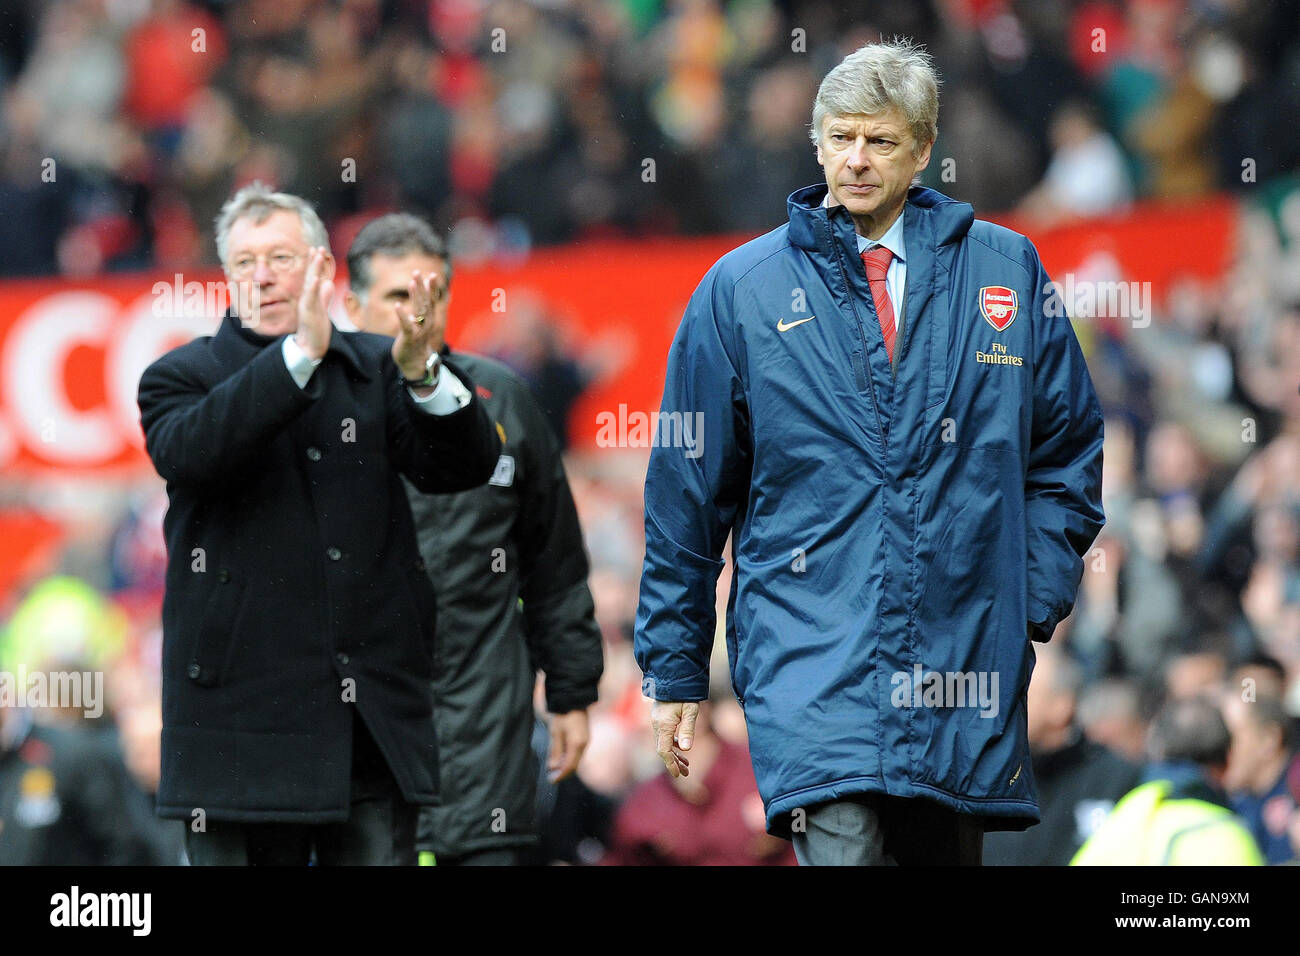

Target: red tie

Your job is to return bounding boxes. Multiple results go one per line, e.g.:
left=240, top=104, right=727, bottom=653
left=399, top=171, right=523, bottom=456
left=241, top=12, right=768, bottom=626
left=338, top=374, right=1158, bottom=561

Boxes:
left=861, top=247, right=895, bottom=363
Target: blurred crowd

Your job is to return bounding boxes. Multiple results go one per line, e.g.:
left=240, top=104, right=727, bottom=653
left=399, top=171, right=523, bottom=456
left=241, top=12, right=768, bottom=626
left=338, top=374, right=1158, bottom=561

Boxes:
left=4, top=0, right=1300, bottom=865
left=2, top=0, right=1299, bottom=277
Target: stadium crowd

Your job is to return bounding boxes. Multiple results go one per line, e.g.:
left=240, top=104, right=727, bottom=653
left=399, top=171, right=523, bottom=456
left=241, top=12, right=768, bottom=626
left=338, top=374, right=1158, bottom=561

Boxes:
left=2, top=0, right=1300, bottom=864
left=2, top=0, right=1299, bottom=275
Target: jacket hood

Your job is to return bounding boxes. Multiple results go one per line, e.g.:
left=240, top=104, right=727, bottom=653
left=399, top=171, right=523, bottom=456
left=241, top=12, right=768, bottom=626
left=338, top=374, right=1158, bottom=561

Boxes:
left=786, top=183, right=975, bottom=252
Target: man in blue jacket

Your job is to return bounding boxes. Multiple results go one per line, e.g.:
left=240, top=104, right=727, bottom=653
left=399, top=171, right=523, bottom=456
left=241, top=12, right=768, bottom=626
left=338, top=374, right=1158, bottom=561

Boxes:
left=635, top=39, right=1106, bottom=865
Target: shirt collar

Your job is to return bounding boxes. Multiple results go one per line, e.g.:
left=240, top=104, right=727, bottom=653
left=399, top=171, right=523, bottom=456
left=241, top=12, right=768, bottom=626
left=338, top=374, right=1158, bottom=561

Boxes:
left=821, top=193, right=907, bottom=262
left=213, top=309, right=373, bottom=382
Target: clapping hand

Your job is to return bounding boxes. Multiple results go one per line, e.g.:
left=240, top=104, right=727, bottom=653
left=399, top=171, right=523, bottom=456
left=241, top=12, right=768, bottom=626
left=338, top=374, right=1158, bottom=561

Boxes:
left=294, top=247, right=335, bottom=360
left=392, top=270, right=446, bottom=383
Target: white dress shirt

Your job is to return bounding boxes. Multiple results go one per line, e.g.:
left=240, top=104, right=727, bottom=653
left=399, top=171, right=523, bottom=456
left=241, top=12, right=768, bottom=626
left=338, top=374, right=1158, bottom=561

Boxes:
left=824, top=194, right=907, bottom=339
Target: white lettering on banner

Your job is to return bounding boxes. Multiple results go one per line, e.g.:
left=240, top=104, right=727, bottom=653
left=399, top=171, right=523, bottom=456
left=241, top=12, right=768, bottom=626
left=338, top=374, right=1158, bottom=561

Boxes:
left=112, top=293, right=215, bottom=446
left=2, top=293, right=119, bottom=463
left=0, top=291, right=213, bottom=468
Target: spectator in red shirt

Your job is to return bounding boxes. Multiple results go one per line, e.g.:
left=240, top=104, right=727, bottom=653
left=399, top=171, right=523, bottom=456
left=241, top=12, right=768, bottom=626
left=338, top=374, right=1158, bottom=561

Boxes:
left=123, top=0, right=226, bottom=136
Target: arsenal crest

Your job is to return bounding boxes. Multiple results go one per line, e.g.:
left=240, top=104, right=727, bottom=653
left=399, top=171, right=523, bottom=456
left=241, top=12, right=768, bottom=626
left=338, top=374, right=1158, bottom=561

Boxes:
left=980, top=286, right=1018, bottom=331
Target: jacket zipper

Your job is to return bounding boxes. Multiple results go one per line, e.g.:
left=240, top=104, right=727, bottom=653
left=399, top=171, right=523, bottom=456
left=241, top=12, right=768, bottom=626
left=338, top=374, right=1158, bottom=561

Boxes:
left=829, top=221, right=893, bottom=792
left=829, top=224, right=887, bottom=452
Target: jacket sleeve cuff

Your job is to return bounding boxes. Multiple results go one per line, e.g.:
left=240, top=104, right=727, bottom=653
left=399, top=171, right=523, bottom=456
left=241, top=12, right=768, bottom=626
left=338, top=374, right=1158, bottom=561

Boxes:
left=640, top=673, right=710, bottom=702
left=545, top=687, right=599, bottom=714
left=409, top=365, right=472, bottom=414
left=1027, top=597, right=1056, bottom=642
left=281, top=335, right=322, bottom=388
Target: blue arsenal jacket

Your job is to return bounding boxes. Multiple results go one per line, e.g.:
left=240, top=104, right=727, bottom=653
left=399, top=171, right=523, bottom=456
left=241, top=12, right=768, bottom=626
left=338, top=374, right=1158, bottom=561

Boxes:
left=635, top=184, right=1105, bottom=835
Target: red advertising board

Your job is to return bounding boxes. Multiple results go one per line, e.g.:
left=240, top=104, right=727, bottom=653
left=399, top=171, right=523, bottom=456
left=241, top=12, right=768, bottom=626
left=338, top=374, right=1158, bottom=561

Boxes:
left=0, top=197, right=1236, bottom=478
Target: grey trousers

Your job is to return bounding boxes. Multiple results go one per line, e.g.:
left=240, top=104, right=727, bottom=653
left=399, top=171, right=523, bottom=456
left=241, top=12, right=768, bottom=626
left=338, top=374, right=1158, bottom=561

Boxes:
left=792, top=794, right=984, bottom=866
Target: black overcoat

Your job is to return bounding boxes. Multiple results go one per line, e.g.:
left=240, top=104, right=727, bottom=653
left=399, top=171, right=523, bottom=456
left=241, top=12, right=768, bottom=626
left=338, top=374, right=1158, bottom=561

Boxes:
left=137, top=312, right=500, bottom=822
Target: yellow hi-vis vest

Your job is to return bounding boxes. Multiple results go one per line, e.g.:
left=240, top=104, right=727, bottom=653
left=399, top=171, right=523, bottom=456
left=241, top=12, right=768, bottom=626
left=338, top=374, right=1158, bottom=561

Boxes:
left=1070, top=780, right=1264, bottom=866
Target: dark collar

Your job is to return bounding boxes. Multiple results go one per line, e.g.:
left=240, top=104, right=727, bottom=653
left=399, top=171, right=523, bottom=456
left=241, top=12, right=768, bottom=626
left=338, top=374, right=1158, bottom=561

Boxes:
left=785, top=183, right=975, bottom=254
left=211, top=310, right=372, bottom=381
left=1030, top=727, right=1087, bottom=771
left=1143, top=760, right=1233, bottom=810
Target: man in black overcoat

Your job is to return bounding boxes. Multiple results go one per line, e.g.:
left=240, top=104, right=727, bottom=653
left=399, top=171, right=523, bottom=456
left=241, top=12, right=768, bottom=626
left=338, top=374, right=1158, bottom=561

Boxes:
left=137, top=183, right=500, bottom=864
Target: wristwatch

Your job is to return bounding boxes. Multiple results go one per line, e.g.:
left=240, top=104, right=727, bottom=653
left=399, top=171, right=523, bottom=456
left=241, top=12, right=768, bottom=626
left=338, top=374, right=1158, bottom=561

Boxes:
left=403, top=352, right=441, bottom=389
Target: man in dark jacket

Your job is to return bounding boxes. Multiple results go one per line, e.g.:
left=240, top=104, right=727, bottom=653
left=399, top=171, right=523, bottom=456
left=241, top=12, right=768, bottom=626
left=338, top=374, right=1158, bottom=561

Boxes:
left=984, top=645, right=1139, bottom=864
left=637, top=39, right=1105, bottom=865
left=344, top=213, right=602, bottom=865
left=137, top=183, right=500, bottom=865
left=1223, top=691, right=1297, bottom=864
left=0, top=705, right=155, bottom=865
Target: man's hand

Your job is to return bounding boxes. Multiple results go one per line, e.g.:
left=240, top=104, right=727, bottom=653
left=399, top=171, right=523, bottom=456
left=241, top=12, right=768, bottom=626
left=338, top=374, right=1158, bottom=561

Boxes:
left=294, top=247, right=334, bottom=360
left=547, top=709, right=590, bottom=783
left=392, top=270, right=445, bottom=382
left=652, top=700, right=699, bottom=778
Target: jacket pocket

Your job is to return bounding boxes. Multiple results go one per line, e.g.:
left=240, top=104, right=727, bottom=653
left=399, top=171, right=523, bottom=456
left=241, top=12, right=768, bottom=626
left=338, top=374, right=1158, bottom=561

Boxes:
left=851, top=349, right=869, bottom=393
left=186, top=570, right=242, bottom=688
left=726, top=620, right=743, bottom=706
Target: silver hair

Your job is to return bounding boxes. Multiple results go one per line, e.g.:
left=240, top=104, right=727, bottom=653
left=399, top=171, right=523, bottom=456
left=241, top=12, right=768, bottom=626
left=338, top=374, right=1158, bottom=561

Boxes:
left=809, top=38, right=940, bottom=154
left=214, top=181, right=330, bottom=268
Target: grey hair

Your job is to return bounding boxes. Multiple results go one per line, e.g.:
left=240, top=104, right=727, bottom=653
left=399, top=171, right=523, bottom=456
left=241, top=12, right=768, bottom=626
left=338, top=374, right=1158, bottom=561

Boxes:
left=1039, top=644, right=1086, bottom=699
left=1148, top=698, right=1231, bottom=767
left=215, top=181, right=330, bottom=269
left=346, top=213, right=451, bottom=304
left=810, top=38, right=940, bottom=154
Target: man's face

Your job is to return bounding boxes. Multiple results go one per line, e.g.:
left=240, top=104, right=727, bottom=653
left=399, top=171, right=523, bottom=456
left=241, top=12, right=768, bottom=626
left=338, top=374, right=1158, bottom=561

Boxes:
left=1221, top=694, right=1278, bottom=793
left=344, top=252, right=449, bottom=337
left=816, top=107, right=931, bottom=238
left=224, top=209, right=332, bottom=337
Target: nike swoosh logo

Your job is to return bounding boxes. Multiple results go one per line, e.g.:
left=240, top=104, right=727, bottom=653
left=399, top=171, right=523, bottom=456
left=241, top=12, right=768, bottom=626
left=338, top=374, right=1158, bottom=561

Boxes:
left=776, top=315, right=815, bottom=332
